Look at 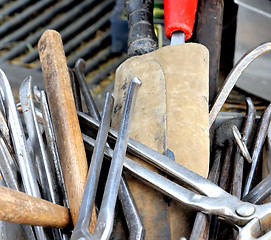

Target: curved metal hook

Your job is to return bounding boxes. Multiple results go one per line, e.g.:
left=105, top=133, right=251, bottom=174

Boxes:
left=209, top=42, right=271, bottom=127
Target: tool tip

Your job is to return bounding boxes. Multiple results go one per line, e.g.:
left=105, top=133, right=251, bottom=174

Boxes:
left=170, top=31, right=185, bottom=45
left=132, top=77, right=142, bottom=86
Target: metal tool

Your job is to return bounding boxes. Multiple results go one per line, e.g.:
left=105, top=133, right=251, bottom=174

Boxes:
left=79, top=108, right=271, bottom=239
left=209, top=140, right=234, bottom=240
left=20, top=77, right=67, bottom=240
left=232, top=125, right=252, bottom=163
left=243, top=103, right=271, bottom=198
left=164, top=0, right=198, bottom=44
left=0, top=78, right=37, bottom=240
left=232, top=98, right=256, bottom=199
left=74, top=59, right=145, bottom=240
left=0, top=93, right=6, bottom=118
left=0, top=111, right=21, bottom=198
left=219, top=140, right=234, bottom=191
left=81, top=96, right=271, bottom=238
left=91, top=77, right=141, bottom=240
left=17, top=102, right=43, bottom=123
left=74, top=59, right=100, bottom=120
left=79, top=111, right=213, bottom=194
left=190, top=149, right=222, bottom=240
left=69, top=68, right=82, bottom=112
left=209, top=42, right=271, bottom=127
left=82, top=131, right=271, bottom=239
left=0, top=107, right=12, bottom=151
left=0, top=105, right=18, bottom=173
left=19, top=76, right=60, bottom=204
left=0, top=69, right=47, bottom=240
left=34, top=87, right=69, bottom=209
left=0, top=135, right=19, bottom=191
left=243, top=121, right=271, bottom=204
left=71, top=93, right=114, bottom=240
left=0, top=70, right=40, bottom=198
left=0, top=135, right=36, bottom=240
left=35, top=90, right=69, bottom=240
left=243, top=173, right=271, bottom=204
left=118, top=176, right=145, bottom=240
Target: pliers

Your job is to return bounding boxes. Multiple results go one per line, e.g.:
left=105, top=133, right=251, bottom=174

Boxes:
left=79, top=110, right=271, bottom=240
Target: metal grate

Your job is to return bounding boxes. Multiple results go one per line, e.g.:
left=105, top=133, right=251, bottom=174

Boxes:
left=0, top=0, right=127, bottom=94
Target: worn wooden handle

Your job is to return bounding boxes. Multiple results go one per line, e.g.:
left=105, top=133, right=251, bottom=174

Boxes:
left=38, top=30, right=96, bottom=231
left=0, top=186, right=69, bottom=228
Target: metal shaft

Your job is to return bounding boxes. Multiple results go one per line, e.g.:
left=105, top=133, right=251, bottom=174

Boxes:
left=170, top=31, right=185, bottom=45
left=0, top=107, right=12, bottom=150
left=219, top=140, right=233, bottom=191
left=244, top=122, right=271, bottom=204
left=0, top=70, right=40, bottom=199
left=243, top=173, right=271, bottom=204
left=69, top=68, right=82, bottom=112
left=190, top=149, right=222, bottom=240
left=91, top=77, right=141, bottom=240
left=0, top=69, right=47, bottom=240
left=232, top=98, right=255, bottom=199
left=71, top=93, right=114, bottom=240
left=20, top=77, right=64, bottom=240
left=83, top=134, right=252, bottom=228
left=78, top=112, right=227, bottom=199
left=38, top=89, right=69, bottom=208
left=74, top=63, right=145, bottom=239
left=19, top=77, right=60, bottom=204
left=74, top=58, right=101, bottom=121
left=210, top=141, right=233, bottom=240
left=118, top=176, right=145, bottom=240
left=243, top=103, right=271, bottom=197
left=232, top=125, right=252, bottom=163
left=0, top=136, right=36, bottom=240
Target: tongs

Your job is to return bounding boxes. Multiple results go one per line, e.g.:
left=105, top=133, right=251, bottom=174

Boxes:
left=79, top=110, right=271, bottom=240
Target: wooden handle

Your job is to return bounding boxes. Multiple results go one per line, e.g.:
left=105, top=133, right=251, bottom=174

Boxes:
left=0, top=186, right=69, bottom=228
left=38, top=30, right=96, bottom=231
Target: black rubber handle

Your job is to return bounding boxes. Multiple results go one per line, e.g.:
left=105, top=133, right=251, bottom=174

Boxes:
left=126, top=0, right=158, bottom=57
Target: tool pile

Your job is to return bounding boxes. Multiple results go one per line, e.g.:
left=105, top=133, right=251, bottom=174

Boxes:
left=191, top=97, right=271, bottom=239
left=0, top=0, right=271, bottom=239
left=0, top=28, right=270, bottom=240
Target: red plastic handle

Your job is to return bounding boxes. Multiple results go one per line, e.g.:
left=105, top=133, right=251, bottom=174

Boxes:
left=164, top=0, right=198, bottom=41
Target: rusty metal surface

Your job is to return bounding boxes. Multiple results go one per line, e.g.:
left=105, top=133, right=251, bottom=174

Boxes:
left=193, top=0, right=224, bottom=106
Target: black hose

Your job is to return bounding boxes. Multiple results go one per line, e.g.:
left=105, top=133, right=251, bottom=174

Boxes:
left=126, top=0, right=158, bottom=57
